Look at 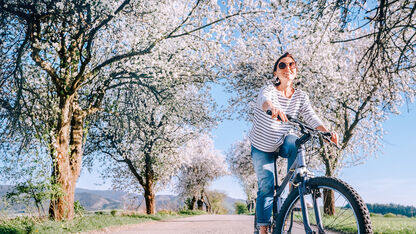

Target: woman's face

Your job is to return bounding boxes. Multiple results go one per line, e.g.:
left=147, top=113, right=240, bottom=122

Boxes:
left=273, top=57, right=297, bottom=83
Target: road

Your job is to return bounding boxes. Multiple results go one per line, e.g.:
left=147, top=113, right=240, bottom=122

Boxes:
left=85, top=214, right=340, bottom=234
left=86, top=214, right=254, bottom=234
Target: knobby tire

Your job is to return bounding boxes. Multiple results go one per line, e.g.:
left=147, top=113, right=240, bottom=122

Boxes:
left=273, top=177, right=372, bottom=234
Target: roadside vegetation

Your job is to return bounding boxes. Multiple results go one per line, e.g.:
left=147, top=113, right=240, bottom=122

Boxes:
left=370, top=213, right=416, bottom=234
left=367, top=203, right=416, bottom=218
left=0, top=209, right=205, bottom=234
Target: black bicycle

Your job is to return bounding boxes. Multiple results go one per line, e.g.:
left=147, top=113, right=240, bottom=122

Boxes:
left=253, top=111, right=373, bottom=234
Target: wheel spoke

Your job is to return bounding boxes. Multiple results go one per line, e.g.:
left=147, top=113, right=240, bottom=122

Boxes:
left=276, top=177, right=372, bottom=233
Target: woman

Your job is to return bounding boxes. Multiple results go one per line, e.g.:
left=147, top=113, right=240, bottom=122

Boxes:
left=249, top=52, right=338, bottom=234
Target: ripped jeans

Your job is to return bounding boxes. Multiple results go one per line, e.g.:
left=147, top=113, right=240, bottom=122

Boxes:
left=251, top=134, right=298, bottom=227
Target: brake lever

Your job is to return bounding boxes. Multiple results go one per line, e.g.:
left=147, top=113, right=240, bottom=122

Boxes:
left=320, top=133, right=340, bottom=149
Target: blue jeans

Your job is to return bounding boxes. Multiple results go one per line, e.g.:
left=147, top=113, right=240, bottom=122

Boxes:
left=251, top=134, right=298, bottom=227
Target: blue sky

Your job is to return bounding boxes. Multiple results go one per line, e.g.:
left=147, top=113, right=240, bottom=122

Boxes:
left=77, top=85, right=416, bottom=207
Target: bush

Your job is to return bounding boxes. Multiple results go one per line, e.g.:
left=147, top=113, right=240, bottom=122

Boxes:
left=157, top=210, right=176, bottom=215
left=110, top=210, right=117, bottom=216
left=74, top=200, right=85, bottom=216
left=95, top=211, right=104, bottom=215
left=370, top=212, right=382, bottom=217
left=178, top=209, right=206, bottom=215
left=234, top=202, right=249, bottom=214
left=383, top=213, right=396, bottom=218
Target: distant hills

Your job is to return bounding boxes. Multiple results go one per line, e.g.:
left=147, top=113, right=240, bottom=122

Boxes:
left=0, top=185, right=245, bottom=215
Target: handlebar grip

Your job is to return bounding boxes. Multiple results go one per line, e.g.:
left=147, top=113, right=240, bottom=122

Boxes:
left=266, top=110, right=292, bottom=121
left=322, top=132, right=332, bottom=137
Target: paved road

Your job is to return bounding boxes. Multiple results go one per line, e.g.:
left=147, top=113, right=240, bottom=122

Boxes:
left=86, top=214, right=254, bottom=234
left=85, top=214, right=340, bottom=234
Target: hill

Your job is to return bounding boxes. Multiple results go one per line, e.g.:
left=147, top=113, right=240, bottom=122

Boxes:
left=0, top=186, right=244, bottom=214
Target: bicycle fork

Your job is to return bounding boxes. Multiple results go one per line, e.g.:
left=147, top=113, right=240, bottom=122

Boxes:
left=296, top=147, right=325, bottom=234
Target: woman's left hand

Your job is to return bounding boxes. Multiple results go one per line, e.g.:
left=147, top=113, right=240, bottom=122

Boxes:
left=330, top=132, right=338, bottom=146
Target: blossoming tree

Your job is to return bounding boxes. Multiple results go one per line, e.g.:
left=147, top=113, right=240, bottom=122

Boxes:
left=175, top=134, right=228, bottom=212
left=0, top=0, right=261, bottom=219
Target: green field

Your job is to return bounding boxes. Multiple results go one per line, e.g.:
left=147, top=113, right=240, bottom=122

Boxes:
left=370, top=213, right=416, bottom=234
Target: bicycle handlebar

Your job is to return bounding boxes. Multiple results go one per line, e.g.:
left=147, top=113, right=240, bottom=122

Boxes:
left=266, top=109, right=339, bottom=149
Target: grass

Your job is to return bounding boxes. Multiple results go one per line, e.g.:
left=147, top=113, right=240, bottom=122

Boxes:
left=0, top=209, right=206, bottom=234
left=370, top=213, right=416, bottom=234
left=290, top=208, right=416, bottom=234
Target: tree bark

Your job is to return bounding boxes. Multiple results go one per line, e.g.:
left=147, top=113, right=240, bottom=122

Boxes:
left=322, top=147, right=336, bottom=216
left=143, top=151, right=156, bottom=214
left=202, top=191, right=211, bottom=213
left=144, top=185, right=156, bottom=214
left=197, top=194, right=204, bottom=210
left=323, top=189, right=335, bottom=215
left=188, top=196, right=196, bottom=210
left=246, top=199, right=255, bottom=213
left=49, top=97, right=84, bottom=220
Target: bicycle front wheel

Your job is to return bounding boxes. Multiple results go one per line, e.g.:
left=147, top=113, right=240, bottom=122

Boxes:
left=275, top=177, right=372, bottom=234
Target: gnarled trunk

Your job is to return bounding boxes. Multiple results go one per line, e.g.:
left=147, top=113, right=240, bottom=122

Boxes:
left=49, top=97, right=84, bottom=220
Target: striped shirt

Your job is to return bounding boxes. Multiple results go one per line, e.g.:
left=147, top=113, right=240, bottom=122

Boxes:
left=249, top=84, right=323, bottom=152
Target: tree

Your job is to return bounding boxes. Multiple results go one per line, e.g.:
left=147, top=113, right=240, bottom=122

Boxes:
left=204, top=190, right=228, bottom=214
left=234, top=202, right=249, bottom=214
left=318, top=0, right=416, bottom=86
left=175, top=134, right=228, bottom=212
left=5, top=179, right=63, bottom=218
left=84, top=78, right=215, bottom=214
left=0, top=0, right=260, bottom=220
left=227, top=136, right=257, bottom=212
left=0, top=137, right=60, bottom=217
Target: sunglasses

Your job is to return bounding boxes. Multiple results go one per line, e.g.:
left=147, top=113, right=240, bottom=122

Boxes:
left=278, top=62, right=296, bottom=70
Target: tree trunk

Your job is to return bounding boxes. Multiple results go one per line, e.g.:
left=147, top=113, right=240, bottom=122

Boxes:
left=323, top=189, right=335, bottom=215
left=144, top=185, right=156, bottom=214
left=322, top=148, right=336, bottom=216
left=188, top=196, right=196, bottom=210
left=49, top=97, right=84, bottom=220
left=246, top=199, right=255, bottom=213
left=203, top=192, right=211, bottom=213
left=34, top=200, right=42, bottom=218
left=197, top=194, right=204, bottom=210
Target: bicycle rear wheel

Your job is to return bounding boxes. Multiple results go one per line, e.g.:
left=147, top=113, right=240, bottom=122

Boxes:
left=275, top=177, right=372, bottom=234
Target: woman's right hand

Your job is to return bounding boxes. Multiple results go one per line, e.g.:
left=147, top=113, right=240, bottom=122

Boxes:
left=269, top=106, right=288, bottom=122
left=263, top=101, right=288, bottom=122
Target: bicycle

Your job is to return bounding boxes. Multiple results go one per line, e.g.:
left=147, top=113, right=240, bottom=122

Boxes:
left=253, top=111, right=373, bottom=234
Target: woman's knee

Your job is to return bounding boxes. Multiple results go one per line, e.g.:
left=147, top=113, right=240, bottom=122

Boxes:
left=257, top=177, right=274, bottom=195
left=284, top=135, right=298, bottom=147
left=280, top=135, right=298, bottom=158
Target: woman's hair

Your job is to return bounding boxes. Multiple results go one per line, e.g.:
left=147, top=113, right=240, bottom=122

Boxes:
left=272, top=52, right=296, bottom=86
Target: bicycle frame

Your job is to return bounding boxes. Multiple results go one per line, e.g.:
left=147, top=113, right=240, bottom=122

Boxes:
left=272, top=132, right=323, bottom=233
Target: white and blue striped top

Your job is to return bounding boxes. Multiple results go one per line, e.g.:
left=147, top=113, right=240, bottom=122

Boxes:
left=249, top=84, right=323, bottom=152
